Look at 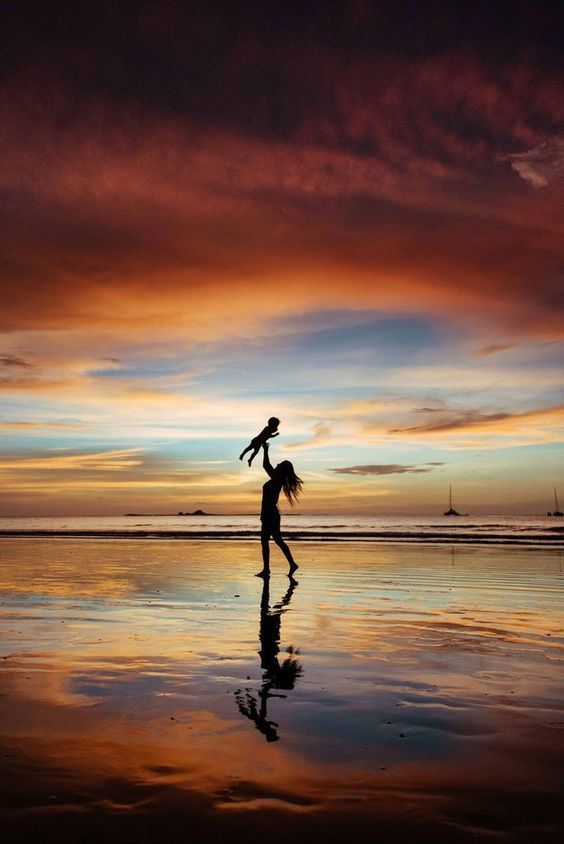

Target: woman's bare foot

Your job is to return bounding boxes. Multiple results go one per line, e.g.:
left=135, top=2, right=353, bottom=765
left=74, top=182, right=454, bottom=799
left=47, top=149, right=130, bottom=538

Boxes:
left=288, top=563, right=299, bottom=576
left=255, top=570, right=269, bottom=578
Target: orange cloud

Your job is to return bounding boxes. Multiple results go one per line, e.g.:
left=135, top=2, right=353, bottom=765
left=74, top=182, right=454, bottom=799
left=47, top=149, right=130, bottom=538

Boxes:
left=0, top=61, right=563, bottom=346
left=0, top=422, right=83, bottom=430
left=375, top=404, right=564, bottom=449
left=0, top=448, right=145, bottom=471
left=477, top=343, right=519, bottom=356
left=388, top=404, right=564, bottom=436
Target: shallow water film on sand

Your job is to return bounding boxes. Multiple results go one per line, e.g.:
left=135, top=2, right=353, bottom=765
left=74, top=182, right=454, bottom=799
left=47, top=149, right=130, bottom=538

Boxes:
left=0, top=540, right=563, bottom=842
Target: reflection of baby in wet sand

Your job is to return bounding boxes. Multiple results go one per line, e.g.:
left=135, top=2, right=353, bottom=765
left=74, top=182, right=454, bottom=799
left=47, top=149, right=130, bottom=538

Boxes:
left=239, top=417, right=280, bottom=466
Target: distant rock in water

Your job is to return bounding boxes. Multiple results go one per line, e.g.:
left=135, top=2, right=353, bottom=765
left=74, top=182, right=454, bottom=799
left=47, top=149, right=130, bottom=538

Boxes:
left=178, top=510, right=208, bottom=516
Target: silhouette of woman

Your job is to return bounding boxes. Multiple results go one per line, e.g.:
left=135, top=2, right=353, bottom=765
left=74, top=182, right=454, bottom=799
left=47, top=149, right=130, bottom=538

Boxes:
left=257, top=442, right=302, bottom=577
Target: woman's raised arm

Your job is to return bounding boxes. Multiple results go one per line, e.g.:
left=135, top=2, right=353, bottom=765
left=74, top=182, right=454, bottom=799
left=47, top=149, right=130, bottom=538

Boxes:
left=262, top=442, right=275, bottom=478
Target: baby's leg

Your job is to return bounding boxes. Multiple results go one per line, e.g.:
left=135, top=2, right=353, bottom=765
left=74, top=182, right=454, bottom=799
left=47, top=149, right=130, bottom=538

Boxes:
left=248, top=446, right=260, bottom=466
left=239, top=443, right=252, bottom=460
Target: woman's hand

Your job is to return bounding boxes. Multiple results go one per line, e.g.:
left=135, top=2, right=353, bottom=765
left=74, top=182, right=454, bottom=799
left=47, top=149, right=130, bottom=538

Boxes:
left=263, top=442, right=269, bottom=450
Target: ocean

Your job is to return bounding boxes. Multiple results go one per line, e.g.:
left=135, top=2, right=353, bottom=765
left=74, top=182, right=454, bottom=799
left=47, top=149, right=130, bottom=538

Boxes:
left=1, top=513, right=563, bottom=544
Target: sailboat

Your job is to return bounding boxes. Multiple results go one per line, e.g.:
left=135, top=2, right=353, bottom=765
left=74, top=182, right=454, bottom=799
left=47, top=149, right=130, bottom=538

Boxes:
left=444, top=484, right=461, bottom=516
left=547, top=488, right=563, bottom=517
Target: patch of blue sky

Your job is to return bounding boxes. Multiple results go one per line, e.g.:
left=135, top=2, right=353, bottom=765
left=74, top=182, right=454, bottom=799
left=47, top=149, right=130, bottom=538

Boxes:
left=478, top=442, right=564, bottom=467
left=184, top=313, right=453, bottom=399
left=230, top=311, right=446, bottom=360
left=89, top=359, right=204, bottom=380
left=0, top=433, right=89, bottom=451
left=274, top=313, right=448, bottom=358
left=157, top=437, right=242, bottom=458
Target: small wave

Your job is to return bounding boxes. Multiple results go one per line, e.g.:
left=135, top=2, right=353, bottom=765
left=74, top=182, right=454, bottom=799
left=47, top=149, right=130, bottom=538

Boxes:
left=0, top=528, right=562, bottom=546
left=422, top=523, right=507, bottom=529
left=314, top=524, right=347, bottom=528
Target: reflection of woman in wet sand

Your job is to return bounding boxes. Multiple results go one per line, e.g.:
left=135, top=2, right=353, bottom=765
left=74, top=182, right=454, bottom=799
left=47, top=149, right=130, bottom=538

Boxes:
left=257, top=442, right=303, bottom=578
left=235, top=575, right=302, bottom=742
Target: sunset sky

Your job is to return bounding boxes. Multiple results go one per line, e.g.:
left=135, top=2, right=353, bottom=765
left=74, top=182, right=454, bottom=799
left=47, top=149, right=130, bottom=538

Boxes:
left=1, top=0, right=563, bottom=516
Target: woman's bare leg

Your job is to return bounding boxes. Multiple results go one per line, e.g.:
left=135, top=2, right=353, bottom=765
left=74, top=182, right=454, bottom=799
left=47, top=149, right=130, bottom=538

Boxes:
left=273, top=531, right=298, bottom=574
left=256, top=529, right=270, bottom=577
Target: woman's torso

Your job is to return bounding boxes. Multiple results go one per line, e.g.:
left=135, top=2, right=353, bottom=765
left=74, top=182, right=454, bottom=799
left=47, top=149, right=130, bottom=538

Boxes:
left=261, top=478, right=282, bottom=517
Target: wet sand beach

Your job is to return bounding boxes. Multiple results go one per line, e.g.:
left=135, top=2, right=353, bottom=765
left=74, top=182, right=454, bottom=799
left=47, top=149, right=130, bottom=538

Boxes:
left=0, top=539, right=563, bottom=842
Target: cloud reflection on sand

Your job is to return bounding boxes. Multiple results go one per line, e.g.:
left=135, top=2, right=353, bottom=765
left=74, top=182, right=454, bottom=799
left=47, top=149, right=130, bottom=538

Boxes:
left=0, top=540, right=562, bottom=841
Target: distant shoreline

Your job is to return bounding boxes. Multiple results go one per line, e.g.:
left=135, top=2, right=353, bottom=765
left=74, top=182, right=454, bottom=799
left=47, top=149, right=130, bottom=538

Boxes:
left=0, top=529, right=562, bottom=546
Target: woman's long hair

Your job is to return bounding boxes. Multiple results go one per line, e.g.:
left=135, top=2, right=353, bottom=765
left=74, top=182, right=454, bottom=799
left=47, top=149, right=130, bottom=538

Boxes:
left=275, top=460, right=303, bottom=506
